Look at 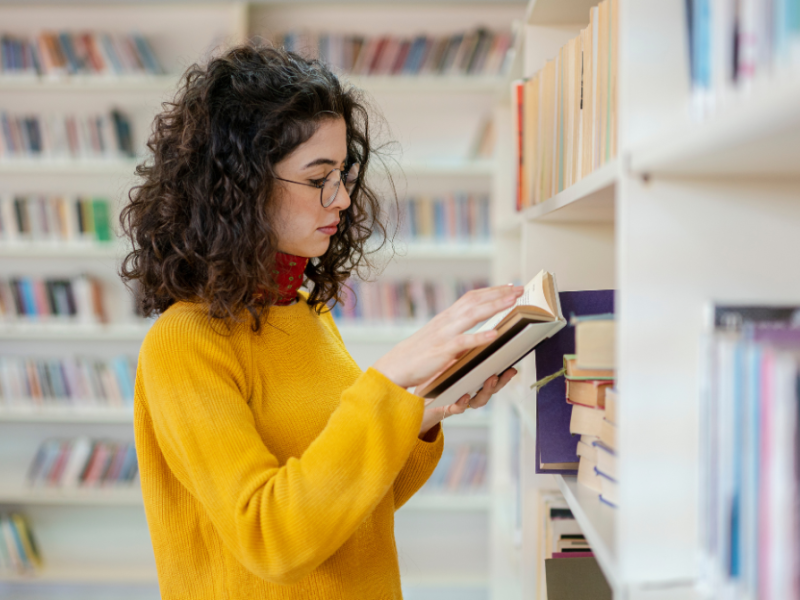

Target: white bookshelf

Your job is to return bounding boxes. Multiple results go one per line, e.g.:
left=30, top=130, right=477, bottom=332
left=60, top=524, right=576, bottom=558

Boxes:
left=0, top=2, right=526, bottom=600
left=491, top=1, right=800, bottom=600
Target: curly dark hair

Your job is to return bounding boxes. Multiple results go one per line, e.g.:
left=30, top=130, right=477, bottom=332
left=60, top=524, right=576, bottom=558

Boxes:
left=119, top=44, right=394, bottom=332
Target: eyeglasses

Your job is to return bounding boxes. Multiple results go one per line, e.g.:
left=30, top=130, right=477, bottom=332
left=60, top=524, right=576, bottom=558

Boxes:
left=276, top=163, right=360, bottom=208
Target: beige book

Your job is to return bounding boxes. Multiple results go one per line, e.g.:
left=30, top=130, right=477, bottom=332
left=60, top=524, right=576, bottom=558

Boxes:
left=574, top=316, right=615, bottom=369
left=569, top=403, right=605, bottom=437
left=599, top=418, right=617, bottom=450
left=577, top=456, right=602, bottom=493
left=597, top=0, right=609, bottom=166
left=523, top=74, right=540, bottom=209
left=604, top=388, right=618, bottom=424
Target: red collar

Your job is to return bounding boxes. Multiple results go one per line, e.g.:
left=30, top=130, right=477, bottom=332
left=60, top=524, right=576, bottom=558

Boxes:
left=254, top=252, right=309, bottom=306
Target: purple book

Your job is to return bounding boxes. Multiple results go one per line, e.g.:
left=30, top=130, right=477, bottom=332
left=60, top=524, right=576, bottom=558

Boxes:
left=535, top=290, right=615, bottom=474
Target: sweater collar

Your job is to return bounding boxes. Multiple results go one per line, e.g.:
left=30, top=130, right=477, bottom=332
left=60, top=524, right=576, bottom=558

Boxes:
left=255, top=252, right=309, bottom=306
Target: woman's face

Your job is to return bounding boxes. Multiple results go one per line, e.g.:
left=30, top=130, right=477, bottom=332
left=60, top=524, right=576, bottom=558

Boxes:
left=273, top=117, right=352, bottom=258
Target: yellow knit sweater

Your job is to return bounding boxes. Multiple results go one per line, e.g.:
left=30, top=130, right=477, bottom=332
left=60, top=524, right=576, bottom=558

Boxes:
left=134, top=295, right=444, bottom=599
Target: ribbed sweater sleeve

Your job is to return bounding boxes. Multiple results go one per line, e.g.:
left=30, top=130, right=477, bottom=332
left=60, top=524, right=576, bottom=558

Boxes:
left=138, top=315, right=426, bottom=585
left=393, top=423, right=444, bottom=509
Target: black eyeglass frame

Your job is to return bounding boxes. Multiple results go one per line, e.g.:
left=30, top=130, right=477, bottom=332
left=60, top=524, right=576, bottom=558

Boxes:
left=275, top=163, right=360, bottom=208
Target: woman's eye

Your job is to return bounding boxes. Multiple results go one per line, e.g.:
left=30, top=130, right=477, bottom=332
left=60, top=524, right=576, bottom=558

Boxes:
left=309, top=178, right=326, bottom=187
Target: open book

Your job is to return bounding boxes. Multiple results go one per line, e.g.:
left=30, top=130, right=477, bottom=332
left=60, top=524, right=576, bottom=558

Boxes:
left=416, top=270, right=566, bottom=408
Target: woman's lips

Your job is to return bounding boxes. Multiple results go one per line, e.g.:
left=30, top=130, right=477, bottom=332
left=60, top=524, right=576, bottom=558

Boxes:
left=317, top=222, right=339, bottom=235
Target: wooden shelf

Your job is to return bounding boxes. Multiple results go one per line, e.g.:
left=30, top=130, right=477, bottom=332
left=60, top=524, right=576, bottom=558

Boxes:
left=0, top=159, right=139, bottom=175
left=0, top=488, right=142, bottom=506
left=556, top=475, right=619, bottom=594
left=525, top=0, right=598, bottom=25
left=0, top=74, right=508, bottom=95
left=336, top=323, right=421, bottom=343
left=523, top=160, right=617, bottom=222
left=391, top=243, right=494, bottom=260
left=630, top=78, right=800, bottom=177
left=402, top=493, right=491, bottom=512
left=395, top=159, right=495, bottom=177
left=0, top=322, right=153, bottom=341
left=0, top=407, right=133, bottom=423
left=0, top=566, right=157, bottom=585
left=0, top=243, right=124, bottom=258
left=0, top=74, right=177, bottom=92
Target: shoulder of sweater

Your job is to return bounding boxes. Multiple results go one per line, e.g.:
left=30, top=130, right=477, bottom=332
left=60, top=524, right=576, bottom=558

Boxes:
left=142, top=301, right=250, bottom=356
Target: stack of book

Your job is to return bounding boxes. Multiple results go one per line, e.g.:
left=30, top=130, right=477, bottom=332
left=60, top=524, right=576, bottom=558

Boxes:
left=0, top=513, right=40, bottom=575
left=539, top=495, right=612, bottom=599
left=421, top=444, right=487, bottom=494
left=0, top=32, right=163, bottom=77
left=0, top=274, right=108, bottom=324
left=700, top=306, right=800, bottom=599
left=0, top=356, right=136, bottom=409
left=512, top=0, right=617, bottom=210
left=0, top=195, right=113, bottom=244
left=330, top=278, right=489, bottom=323
left=686, top=0, right=800, bottom=116
left=0, top=110, right=134, bottom=159
left=27, top=437, right=139, bottom=488
left=397, top=193, right=491, bottom=244
left=568, top=315, right=618, bottom=507
left=274, top=29, right=514, bottom=77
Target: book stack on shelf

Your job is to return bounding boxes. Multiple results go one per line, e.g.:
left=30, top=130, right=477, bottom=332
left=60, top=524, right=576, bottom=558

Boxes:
left=396, top=193, right=492, bottom=244
left=700, top=307, right=800, bottom=599
left=273, top=29, right=515, bottom=77
left=686, top=0, right=800, bottom=116
left=421, top=443, right=488, bottom=495
left=330, top=278, right=489, bottom=324
left=0, top=110, right=134, bottom=160
left=0, top=275, right=108, bottom=324
left=0, top=32, right=163, bottom=78
left=0, top=195, right=113, bottom=244
left=27, top=437, right=139, bottom=489
left=0, top=513, right=40, bottom=575
left=511, top=0, right=617, bottom=211
left=0, top=355, right=136, bottom=411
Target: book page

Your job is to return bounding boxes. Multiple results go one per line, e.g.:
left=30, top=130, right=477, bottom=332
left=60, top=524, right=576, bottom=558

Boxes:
left=477, top=270, right=554, bottom=333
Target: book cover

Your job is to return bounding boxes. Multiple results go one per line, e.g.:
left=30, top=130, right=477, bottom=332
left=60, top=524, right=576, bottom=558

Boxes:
left=536, top=289, right=614, bottom=474
left=545, top=556, right=612, bottom=600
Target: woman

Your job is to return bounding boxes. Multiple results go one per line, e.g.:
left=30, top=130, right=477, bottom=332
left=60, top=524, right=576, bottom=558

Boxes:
left=120, top=44, right=521, bottom=600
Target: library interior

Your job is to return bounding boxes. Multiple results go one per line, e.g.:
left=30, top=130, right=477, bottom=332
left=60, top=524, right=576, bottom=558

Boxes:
left=0, top=1, right=798, bottom=599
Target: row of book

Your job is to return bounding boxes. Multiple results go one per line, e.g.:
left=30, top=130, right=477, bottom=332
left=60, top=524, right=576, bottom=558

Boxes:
left=330, top=278, right=489, bottom=323
left=0, top=32, right=163, bottom=77
left=539, top=495, right=612, bottom=599
left=0, top=356, right=136, bottom=409
left=688, top=0, right=800, bottom=115
left=0, top=275, right=108, bottom=324
left=699, top=306, right=800, bottom=599
left=395, top=193, right=491, bottom=243
left=28, top=437, right=139, bottom=488
left=0, top=195, right=114, bottom=244
left=512, top=0, right=617, bottom=210
left=276, top=29, right=514, bottom=77
left=421, top=444, right=487, bottom=493
left=0, top=110, right=134, bottom=159
left=0, top=513, right=41, bottom=575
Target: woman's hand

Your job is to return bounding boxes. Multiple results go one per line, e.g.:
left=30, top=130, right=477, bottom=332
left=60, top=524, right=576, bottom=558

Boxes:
left=372, top=284, right=524, bottom=390
left=417, top=368, right=518, bottom=437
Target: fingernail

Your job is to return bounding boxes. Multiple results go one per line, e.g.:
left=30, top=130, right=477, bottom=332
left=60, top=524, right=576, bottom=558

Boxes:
left=491, top=377, right=499, bottom=387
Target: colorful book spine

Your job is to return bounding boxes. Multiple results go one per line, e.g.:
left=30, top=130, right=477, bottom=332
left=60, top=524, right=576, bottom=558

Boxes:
left=422, top=444, right=488, bottom=493
left=0, top=275, right=107, bottom=323
left=0, top=355, right=137, bottom=408
left=396, top=194, right=491, bottom=243
left=0, top=110, right=134, bottom=159
left=0, top=195, right=113, bottom=244
left=276, top=29, right=515, bottom=77
left=27, top=438, right=139, bottom=488
left=0, top=513, right=41, bottom=574
left=329, top=278, right=489, bottom=323
left=0, top=32, right=163, bottom=76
